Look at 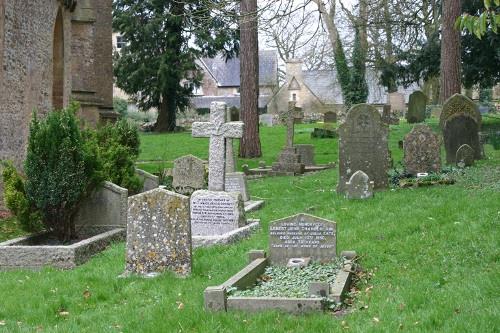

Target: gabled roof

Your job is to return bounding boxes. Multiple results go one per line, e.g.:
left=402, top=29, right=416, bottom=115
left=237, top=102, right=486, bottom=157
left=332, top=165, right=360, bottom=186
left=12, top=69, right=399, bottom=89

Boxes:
left=200, top=50, right=278, bottom=87
left=191, top=95, right=271, bottom=109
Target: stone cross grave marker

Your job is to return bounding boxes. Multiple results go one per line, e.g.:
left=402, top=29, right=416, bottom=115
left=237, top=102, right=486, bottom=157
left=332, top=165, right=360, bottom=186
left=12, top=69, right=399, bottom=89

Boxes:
left=440, top=94, right=482, bottom=164
left=269, top=213, right=336, bottom=265
left=337, top=104, right=390, bottom=193
left=126, top=189, right=192, bottom=277
left=345, top=170, right=374, bottom=200
left=403, top=125, right=441, bottom=175
left=279, top=101, right=301, bottom=148
left=192, top=102, right=244, bottom=191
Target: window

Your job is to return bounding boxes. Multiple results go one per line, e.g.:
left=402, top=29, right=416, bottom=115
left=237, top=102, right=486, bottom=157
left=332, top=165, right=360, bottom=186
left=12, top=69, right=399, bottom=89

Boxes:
left=292, top=93, right=297, bottom=102
left=116, top=35, right=126, bottom=49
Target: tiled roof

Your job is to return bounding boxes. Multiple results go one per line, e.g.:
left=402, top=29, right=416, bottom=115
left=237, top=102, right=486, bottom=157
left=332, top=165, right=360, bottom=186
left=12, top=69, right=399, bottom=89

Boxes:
left=201, top=50, right=278, bottom=87
left=191, top=95, right=271, bottom=109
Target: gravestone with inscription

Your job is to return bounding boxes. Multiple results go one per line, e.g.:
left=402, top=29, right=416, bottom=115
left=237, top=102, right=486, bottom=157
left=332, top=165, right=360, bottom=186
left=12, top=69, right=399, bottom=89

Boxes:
left=337, top=104, right=390, bottom=193
left=403, top=125, right=441, bottom=175
left=440, top=94, right=482, bottom=164
left=224, top=172, right=249, bottom=202
left=126, top=189, right=191, bottom=277
left=406, top=91, right=427, bottom=123
left=190, top=190, right=246, bottom=236
left=456, top=144, right=475, bottom=167
left=172, top=155, right=207, bottom=195
left=345, top=170, right=374, bottom=200
left=271, top=102, right=305, bottom=175
left=269, top=213, right=337, bottom=265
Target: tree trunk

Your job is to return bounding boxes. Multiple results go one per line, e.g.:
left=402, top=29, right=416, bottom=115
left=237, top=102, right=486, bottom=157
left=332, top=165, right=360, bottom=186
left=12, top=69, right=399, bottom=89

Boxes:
left=440, top=0, right=461, bottom=103
left=239, top=0, right=262, bottom=158
left=155, top=97, right=177, bottom=132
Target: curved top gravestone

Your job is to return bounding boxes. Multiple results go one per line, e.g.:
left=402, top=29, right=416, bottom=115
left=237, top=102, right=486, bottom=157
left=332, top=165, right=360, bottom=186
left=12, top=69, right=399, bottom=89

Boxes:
left=456, top=144, right=475, bottom=167
left=345, top=170, right=374, bottom=200
left=406, top=91, right=427, bottom=124
left=337, top=104, right=390, bottom=193
left=403, top=125, right=441, bottom=175
left=440, top=94, right=481, bottom=129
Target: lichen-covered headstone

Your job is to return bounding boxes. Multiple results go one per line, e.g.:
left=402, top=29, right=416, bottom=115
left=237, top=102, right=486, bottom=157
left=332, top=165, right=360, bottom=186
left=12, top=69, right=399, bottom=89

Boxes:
left=406, top=91, right=427, bottom=123
left=269, top=214, right=336, bottom=265
left=403, top=125, right=441, bottom=175
left=126, top=189, right=191, bottom=277
left=345, top=170, right=374, bottom=200
left=172, top=155, right=207, bottom=195
left=440, top=94, right=482, bottom=164
left=337, top=104, right=390, bottom=193
left=456, top=144, right=475, bottom=167
left=224, top=172, right=250, bottom=202
left=190, top=190, right=246, bottom=236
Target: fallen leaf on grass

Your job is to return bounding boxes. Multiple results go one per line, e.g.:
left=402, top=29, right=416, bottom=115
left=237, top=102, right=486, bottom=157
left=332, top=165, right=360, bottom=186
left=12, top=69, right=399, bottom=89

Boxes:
left=176, top=302, right=184, bottom=310
left=0, top=320, right=5, bottom=326
left=372, top=317, right=380, bottom=323
left=83, top=290, right=91, bottom=299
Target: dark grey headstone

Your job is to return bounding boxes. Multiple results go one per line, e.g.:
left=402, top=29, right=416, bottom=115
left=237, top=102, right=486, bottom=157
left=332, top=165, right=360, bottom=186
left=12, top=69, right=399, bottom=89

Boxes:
left=269, top=214, right=336, bottom=265
left=456, top=144, right=475, bottom=167
left=441, top=94, right=482, bottom=164
left=323, top=111, right=337, bottom=123
left=337, top=104, right=390, bottom=193
left=403, top=125, right=441, bottom=175
left=406, top=91, right=427, bottom=123
left=295, top=144, right=315, bottom=166
left=126, top=189, right=191, bottom=276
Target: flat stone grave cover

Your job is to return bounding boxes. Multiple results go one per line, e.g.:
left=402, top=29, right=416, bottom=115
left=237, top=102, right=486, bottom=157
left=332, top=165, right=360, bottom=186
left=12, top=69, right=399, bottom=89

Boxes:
left=269, top=213, right=336, bottom=265
left=225, top=172, right=250, bottom=202
left=126, top=188, right=192, bottom=276
left=190, top=190, right=246, bottom=236
left=345, top=170, right=374, bottom=200
left=337, top=103, right=390, bottom=193
left=172, top=154, right=207, bottom=195
left=403, top=125, right=441, bottom=175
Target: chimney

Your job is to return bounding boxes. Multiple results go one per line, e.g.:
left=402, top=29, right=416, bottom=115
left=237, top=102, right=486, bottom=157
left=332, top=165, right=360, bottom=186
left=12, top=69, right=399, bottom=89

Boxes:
left=285, top=59, right=303, bottom=84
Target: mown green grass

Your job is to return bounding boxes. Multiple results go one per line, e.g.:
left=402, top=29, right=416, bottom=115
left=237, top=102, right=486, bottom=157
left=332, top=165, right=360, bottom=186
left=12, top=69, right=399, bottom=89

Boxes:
left=0, top=119, right=499, bottom=332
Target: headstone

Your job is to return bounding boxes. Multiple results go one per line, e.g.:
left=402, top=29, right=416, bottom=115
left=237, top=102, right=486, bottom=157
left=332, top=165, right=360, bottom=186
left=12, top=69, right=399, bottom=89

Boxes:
left=403, top=125, right=441, bottom=175
left=190, top=190, right=245, bottom=236
left=135, top=168, right=160, bottom=193
left=406, top=91, right=427, bottom=123
left=382, top=104, right=399, bottom=125
left=172, top=155, right=207, bottom=195
left=259, top=114, right=275, bottom=127
left=192, top=102, right=244, bottom=191
left=271, top=102, right=305, bottom=174
left=75, top=181, right=128, bottom=228
left=456, top=144, right=475, bottom=167
left=388, top=92, right=406, bottom=115
left=126, top=189, right=191, bottom=276
left=225, top=172, right=249, bottom=201
left=229, top=107, right=240, bottom=121
left=345, top=170, right=374, bottom=200
left=269, top=213, right=336, bottom=265
left=440, top=94, right=482, bottom=164
left=429, top=105, right=442, bottom=118
left=323, top=111, right=337, bottom=123
left=295, top=144, right=315, bottom=166
left=337, top=104, right=390, bottom=193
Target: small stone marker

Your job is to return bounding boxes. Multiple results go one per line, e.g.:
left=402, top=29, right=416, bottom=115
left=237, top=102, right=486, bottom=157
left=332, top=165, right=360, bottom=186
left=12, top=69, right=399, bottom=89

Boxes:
left=295, top=144, right=315, bottom=166
left=190, top=190, right=246, bottom=236
left=225, top=172, right=250, bottom=201
left=456, top=144, right=475, bottom=167
left=172, top=155, right=207, bottom=195
left=440, top=94, right=482, bottom=164
left=323, top=111, right=337, bottom=123
left=345, top=170, right=374, bottom=200
left=406, top=91, right=427, bottom=123
left=388, top=92, right=406, bottom=115
left=337, top=104, right=390, bottom=193
left=403, top=125, right=441, bottom=175
left=126, top=189, right=192, bottom=277
left=192, top=102, right=244, bottom=191
left=269, top=213, right=336, bottom=265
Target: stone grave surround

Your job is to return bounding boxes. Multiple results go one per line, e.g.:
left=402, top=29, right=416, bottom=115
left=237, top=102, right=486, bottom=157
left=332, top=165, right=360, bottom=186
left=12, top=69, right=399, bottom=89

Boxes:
left=406, top=91, right=427, bottom=123
left=126, top=189, right=192, bottom=276
left=337, top=104, right=390, bottom=193
left=403, top=125, right=441, bottom=175
left=440, top=94, right=482, bottom=164
left=269, top=213, right=337, bottom=265
left=345, top=170, right=374, bottom=200
left=135, top=168, right=160, bottom=193
left=172, top=155, right=207, bottom=195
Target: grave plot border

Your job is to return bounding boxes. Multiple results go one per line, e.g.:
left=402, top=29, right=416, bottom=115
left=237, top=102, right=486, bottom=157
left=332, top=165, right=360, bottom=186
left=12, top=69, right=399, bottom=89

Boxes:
left=193, top=220, right=260, bottom=249
left=204, top=250, right=355, bottom=314
left=0, top=227, right=125, bottom=270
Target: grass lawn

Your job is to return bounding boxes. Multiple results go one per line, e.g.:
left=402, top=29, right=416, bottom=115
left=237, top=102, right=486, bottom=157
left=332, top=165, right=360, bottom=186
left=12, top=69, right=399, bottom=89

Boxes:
left=0, top=118, right=499, bottom=332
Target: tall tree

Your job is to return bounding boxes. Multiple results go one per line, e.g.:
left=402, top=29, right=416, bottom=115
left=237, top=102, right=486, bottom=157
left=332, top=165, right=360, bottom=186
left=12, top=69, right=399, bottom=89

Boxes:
left=440, top=0, right=462, bottom=103
left=113, top=1, right=239, bottom=132
left=239, top=0, right=262, bottom=158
